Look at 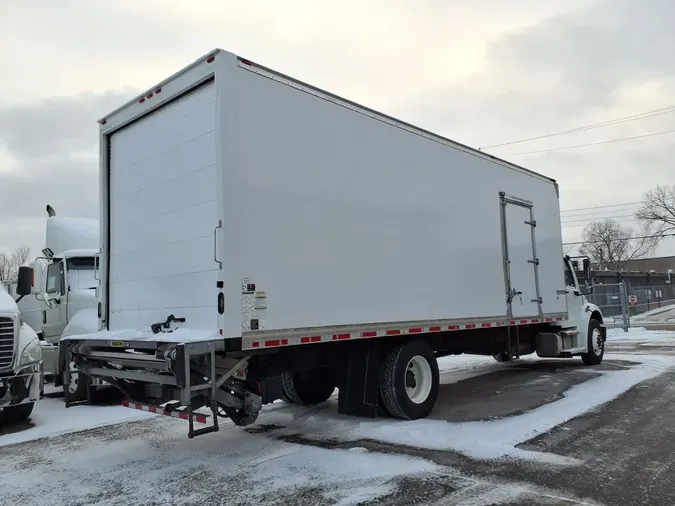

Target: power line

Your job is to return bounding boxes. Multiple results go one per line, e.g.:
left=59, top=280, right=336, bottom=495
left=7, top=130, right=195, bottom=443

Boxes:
left=480, top=105, right=675, bottom=149
left=562, top=232, right=675, bottom=246
left=561, top=216, right=639, bottom=227
left=500, top=128, right=675, bottom=156
left=560, top=201, right=643, bottom=213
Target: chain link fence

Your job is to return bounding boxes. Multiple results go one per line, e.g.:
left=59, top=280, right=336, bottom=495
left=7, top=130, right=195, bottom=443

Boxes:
left=585, top=282, right=675, bottom=331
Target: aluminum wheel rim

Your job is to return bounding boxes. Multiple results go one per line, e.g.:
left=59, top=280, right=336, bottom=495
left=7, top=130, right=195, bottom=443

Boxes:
left=592, top=328, right=603, bottom=355
left=405, top=355, right=432, bottom=404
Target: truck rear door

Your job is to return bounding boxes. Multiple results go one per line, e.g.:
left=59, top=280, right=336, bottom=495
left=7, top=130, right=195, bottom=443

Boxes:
left=107, top=80, right=219, bottom=331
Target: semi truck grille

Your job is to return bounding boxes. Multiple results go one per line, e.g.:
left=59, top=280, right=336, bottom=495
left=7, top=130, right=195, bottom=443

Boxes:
left=0, top=317, right=15, bottom=370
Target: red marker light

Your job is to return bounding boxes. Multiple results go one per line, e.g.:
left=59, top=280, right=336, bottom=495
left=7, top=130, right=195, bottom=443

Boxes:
left=138, top=97, right=145, bottom=103
left=155, top=88, right=162, bottom=94
left=241, top=59, right=252, bottom=66
left=146, top=93, right=153, bottom=99
left=100, top=119, right=107, bottom=125
left=206, top=55, right=215, bottom=63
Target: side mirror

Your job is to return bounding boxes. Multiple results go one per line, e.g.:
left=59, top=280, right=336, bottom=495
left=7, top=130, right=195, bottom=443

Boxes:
left=15, top=266, right=34, bottom=302
left=579, top=283, right=593, bottom=296
left=582, top=258, right=591, bottom=281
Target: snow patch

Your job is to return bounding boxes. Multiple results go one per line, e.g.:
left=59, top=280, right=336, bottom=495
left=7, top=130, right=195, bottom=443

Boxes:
left=259, top=353, right=674, bottom=463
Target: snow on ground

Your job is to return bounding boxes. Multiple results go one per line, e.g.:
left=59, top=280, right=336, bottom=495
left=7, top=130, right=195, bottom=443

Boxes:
left=2, top=413, right=442, bottom=506
left=608, top=327, right=675, bottom=343
left=258, top=352, right=673, bottom=464
left=0, top=385, right=153, bottom=448
left=631, top=303, right=675, bottom=323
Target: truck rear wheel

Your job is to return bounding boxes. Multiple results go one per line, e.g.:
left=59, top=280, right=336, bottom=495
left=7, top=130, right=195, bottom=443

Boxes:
left=1, top=402, right=34, bottom=424
left=581, top=319, right=604, bottom=366
left=281, top=368, right=336, bottom=405
left=380, top=341, right=439, bottom=420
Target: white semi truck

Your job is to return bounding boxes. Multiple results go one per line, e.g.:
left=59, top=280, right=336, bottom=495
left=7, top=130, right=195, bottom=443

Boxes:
left=63, top=49, right=606, bottom=437
left=18, top=205, right=100, bottom=401
left=0, top=267, right=43, bottom=423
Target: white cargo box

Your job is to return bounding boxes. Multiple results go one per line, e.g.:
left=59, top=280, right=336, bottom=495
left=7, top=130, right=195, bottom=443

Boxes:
left=97, top=49, right=567, bottom=350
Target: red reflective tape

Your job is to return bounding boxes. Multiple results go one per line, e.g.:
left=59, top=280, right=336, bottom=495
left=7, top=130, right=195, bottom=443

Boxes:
left=135, top=403, right=143, bottom=410
left=409, top=328, right=422, bottom=334
left=481, top=323, right=492, bottom=328
left=520, top=320, right=528, bottom=324
left=122, top=400, right=129, bottom=408
left=149, top=406, right=157, bottom=413
left=510, top=320, right=516, bottom=325
left=531, top=319, right=540, bottom=323
left=264, top=339, right=281, bottom=347
left=556, top=316, right=563, bottom=320
left=386, top=329, right=401, bottom=336
left=465, top=324, right=476, bottom=329
left=333, top=333, right=351, bottom=340
left=361, top=331, right=377, bottom=338
left=310, top=336, right=321, bottom=342
left=195, top=414, right=208, bottom=424
left=545, top=317, right=552, bottom=322
left=251, top=341, right=260, bottom=348
left=179, top=412, right=188, bottom=420
left=448, top=325, right=459, bottom=330
left=429, top=326, right=441, bottom=332
left=300, top=337, right=310, bottom=343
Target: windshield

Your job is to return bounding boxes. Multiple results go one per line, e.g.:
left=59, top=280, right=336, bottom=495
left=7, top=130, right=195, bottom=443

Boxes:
left=66, top=257, right=97, bottom=290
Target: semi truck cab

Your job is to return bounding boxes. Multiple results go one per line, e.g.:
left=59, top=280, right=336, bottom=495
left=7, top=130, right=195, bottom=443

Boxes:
left=0, top=266, right=43, bottom=423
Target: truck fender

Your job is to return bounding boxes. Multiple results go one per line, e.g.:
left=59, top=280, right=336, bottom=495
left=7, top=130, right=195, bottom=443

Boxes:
left=581, top=301, right=605, bottom=348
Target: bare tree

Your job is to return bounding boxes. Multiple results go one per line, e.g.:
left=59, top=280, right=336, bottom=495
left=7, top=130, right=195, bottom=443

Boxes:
left=636, top=184, right=675, bottom=237
left=579, top=219, right=658, bottom=271
left=0, top=245, right=32, bottom=281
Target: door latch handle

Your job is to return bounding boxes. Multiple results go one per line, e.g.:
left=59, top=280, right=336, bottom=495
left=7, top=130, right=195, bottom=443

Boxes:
left=213, top=220, right=222, bottom=269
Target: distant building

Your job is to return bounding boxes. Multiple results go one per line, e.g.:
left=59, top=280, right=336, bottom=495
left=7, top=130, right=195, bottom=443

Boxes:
left=619, top=255, right=675, bottom=273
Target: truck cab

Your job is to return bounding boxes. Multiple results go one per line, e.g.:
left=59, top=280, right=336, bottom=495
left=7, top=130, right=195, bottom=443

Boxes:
left=16, top=205, right=100, bottom=401
left=0, top=267, right=43, bottom=423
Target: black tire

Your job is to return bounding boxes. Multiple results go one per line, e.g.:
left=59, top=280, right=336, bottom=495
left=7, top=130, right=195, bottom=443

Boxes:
left=281, top=368, right=336, bottom=405
left=1, top=402, right=34, bottom=424
left=581, top=319, right=604, bottom=366
left=63, top=364, right=89, bottom=402
left=493, top=351, right=513, bottom=362
left=380, top=341, right=439, bottom=420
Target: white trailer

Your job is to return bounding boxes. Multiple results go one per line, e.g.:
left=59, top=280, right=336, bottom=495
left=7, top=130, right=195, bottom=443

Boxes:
left=64, top=49, right=606, bottom=436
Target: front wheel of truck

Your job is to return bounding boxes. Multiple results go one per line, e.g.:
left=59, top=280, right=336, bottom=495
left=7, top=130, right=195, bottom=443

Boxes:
left=1, top=402, right=34, bottom=424
left=581, top=319, right=604, bottom=366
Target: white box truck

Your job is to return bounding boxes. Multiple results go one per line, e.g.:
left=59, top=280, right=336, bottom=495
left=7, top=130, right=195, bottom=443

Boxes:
left=63, top=49, right=606, bottom=437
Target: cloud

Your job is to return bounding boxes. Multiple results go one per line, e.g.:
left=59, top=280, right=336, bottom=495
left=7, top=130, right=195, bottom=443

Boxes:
left=0, top=90, right=135, bottom=253
left=1, top=0, right=674, bottom=255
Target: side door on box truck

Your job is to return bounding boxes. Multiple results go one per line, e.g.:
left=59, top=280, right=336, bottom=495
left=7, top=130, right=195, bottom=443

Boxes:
left=500, top=194, right=541, bottom=319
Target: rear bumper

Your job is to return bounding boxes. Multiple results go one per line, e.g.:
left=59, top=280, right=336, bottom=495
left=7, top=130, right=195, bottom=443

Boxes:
left=0, top=363, right=44, bottom=408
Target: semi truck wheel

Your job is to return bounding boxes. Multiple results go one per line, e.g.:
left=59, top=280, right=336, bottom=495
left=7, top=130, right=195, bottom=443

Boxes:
left=581, top=319, right=604, bottom=366
left=380, top=341, right=439, bottom=420
left=281, top=368, right=336, bottom=405
left=63, top=361, right=88, bottom=402
left=1, top=402, right=34, bottom=424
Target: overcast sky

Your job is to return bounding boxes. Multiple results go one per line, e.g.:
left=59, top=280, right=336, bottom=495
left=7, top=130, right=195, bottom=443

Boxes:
left=1, top=0, right=674, bottom=257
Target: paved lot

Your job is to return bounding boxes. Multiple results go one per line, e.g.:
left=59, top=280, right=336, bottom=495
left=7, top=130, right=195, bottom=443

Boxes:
left=2, top=330, right=675, bottom=505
